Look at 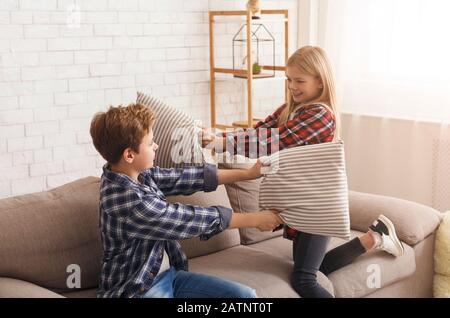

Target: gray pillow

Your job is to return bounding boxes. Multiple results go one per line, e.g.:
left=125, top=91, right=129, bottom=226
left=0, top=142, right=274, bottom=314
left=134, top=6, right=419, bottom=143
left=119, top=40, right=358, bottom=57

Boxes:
left=219, top=156, right=283, bottom=245
left=259, top=141, right=351, bottom=239
left=0, top=177, right=102, bottom=291
left=137, top=91, right=204, bottom=168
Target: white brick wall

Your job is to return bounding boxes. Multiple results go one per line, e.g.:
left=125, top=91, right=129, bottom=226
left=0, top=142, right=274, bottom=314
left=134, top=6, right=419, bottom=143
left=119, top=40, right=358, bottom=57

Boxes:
left=0, top=0, right=298, bottom=199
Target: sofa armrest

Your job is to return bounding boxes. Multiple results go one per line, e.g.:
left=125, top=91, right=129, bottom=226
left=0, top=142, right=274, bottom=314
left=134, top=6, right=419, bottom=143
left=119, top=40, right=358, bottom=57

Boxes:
left=349, top=191, right=443, bottom=246
left=0, top=277, right=64, bottom=298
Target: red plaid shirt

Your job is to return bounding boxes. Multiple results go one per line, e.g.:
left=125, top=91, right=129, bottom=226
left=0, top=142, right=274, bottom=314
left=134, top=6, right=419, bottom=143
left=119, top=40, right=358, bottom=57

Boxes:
left=223, top=103, right=336, bottom=158
left=222, top=103, right=336, bottom=240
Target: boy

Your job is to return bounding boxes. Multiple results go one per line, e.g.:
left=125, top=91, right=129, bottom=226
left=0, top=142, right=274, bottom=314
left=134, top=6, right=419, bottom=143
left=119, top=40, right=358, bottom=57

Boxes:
left=90, top=103, right=282, bottom=298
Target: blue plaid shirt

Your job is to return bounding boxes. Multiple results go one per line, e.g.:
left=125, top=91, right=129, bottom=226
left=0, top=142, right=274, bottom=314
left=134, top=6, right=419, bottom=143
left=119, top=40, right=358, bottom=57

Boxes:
left=97, top=163, right=232, bottom=298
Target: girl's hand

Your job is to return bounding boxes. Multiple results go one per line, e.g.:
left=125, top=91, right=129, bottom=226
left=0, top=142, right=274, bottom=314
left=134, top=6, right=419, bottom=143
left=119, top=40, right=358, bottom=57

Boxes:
left=256, top=210, right=283, bottom=231
left=213, top=136, right=225, bottom=152
left=199, top=128, right=216, bottom=148
left=247, top=157, right=270, bottom=179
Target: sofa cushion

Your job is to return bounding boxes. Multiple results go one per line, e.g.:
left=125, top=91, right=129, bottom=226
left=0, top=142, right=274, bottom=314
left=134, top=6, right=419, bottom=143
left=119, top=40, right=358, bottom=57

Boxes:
left=326, top=234, right=416, bottom=298
left=137, top=91, right=203, bottom=168
left=0, top=177, right=102, bottom=292
left=246, top=234, right=293, bottom=261
left=349, top=191, right=443, bottom=245
left=0, top=277, right=64, bottom=298
left=188, top=245, right=334, bottom=297
left=61, top=288, right=97, bottom=298
left=249, top=231, right=416, bottom=298
left=167, top=185, right=241, bottom=259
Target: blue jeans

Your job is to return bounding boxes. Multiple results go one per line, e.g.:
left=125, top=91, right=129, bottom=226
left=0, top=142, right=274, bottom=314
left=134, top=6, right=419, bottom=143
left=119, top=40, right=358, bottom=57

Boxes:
left=143, top=267, right=257, bottom=298
left=291, top=231, right=333, bottom=298
left=291, top=231, right=368, bottom=298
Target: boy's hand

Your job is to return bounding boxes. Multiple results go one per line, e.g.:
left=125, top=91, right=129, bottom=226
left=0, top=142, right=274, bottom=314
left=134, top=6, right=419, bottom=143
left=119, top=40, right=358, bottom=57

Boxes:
left=256, top=210, right=283, bottom=231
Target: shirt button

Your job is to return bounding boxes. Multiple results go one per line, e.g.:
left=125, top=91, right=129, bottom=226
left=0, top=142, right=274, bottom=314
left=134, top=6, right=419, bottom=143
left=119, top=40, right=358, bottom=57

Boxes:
left=149, top=272, right=155, bottom=278
left=140, top=287, right=145, bottom=293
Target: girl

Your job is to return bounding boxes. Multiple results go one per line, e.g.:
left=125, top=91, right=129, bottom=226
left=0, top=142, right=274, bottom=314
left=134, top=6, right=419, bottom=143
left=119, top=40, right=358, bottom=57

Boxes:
left=202, top=46, right=404, bottom=298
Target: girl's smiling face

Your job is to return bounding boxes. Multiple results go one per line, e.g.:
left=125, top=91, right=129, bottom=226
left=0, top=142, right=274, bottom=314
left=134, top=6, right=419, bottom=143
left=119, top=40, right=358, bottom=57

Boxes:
left=286, top=66, right=323, bottom=104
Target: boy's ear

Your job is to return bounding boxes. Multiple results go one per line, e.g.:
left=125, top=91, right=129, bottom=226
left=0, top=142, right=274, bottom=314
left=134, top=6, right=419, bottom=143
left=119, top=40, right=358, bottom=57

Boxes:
left=122, top=148, right=135, bottom=163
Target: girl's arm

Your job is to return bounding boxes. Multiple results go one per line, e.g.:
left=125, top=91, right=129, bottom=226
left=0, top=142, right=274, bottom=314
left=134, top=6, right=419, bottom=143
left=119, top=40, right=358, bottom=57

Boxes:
left=216, top=105, right=336, bottom=158
left=200, top=105, right=286, bottom=153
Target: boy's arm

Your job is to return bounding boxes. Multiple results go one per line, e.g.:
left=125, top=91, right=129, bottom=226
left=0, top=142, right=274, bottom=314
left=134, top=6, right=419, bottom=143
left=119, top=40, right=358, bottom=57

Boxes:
left=229, top=210, right=283, bottom=231
left=124, top=192, right=282, bottom=241
left=217, top=159, right=264, bottom=184
left=141, top=164, right=219, bottom=196
left=126, top=191, right=232, bottom=241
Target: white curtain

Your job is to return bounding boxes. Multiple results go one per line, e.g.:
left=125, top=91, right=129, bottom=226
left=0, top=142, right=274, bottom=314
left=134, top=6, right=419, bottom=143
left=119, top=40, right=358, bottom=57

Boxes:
left=317, top=0, right=450, bottom=123
left=306, top=0, right=450, bottom=209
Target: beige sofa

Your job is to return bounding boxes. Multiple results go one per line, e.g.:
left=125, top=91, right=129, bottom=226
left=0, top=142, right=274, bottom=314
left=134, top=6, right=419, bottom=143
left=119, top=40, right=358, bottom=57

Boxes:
left=0, top=176, right=443, bottom=298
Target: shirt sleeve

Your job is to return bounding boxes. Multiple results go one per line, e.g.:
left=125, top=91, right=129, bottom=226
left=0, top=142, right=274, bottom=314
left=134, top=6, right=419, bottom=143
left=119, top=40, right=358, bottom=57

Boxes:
left=125, top=192, right=232, bottom=241
left=253, top=104, right=285, bottom=130
left=222, top=105, right=336, bottom=158
left=140, top=163, right=219, bottom=196
left=220, top=104, right=284, bottom=138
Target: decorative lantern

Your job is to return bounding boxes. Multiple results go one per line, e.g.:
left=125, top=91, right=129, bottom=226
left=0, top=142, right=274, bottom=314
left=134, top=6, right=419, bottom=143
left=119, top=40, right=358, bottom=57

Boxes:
left=232, top=22, right=276, bottom=78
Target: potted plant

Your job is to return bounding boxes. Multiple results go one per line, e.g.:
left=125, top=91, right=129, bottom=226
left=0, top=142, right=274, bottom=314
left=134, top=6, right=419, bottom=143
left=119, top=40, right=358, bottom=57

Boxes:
left=253, top=62, right=262, bottom=74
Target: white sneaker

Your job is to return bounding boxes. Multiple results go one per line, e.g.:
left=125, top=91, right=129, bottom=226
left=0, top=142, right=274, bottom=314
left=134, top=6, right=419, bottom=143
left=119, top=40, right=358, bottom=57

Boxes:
left=369, top=215, right=405, bottom=257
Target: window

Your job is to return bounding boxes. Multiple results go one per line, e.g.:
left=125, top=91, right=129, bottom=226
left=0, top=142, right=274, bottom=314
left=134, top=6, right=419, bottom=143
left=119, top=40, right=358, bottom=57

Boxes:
left=317, top=0, right=450, bottom=122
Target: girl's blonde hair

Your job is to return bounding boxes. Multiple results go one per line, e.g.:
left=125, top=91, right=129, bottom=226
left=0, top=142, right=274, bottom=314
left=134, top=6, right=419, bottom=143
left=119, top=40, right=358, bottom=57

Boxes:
left=279, top=46, right=339, bottom=138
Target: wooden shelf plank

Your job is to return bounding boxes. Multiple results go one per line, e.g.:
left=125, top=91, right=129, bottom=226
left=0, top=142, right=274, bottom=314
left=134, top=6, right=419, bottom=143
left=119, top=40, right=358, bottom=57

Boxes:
left=209, top=9, right=288, bottom=129
left=210, top=10, right=287, bottom=16
left=234, top=73, right=274, bottom=79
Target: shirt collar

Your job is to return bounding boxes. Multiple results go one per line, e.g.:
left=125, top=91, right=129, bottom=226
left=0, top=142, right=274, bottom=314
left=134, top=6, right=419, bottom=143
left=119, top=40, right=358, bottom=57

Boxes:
left=102, top=164, right=144, bottom=189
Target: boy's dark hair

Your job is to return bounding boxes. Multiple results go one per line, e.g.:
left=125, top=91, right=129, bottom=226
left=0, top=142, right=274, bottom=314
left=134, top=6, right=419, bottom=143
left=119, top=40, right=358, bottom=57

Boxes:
left=90, top=103, right=155, bottom=164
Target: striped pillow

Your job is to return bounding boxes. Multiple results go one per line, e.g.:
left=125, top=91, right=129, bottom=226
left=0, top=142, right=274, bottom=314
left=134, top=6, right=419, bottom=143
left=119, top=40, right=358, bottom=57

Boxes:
left=259, top=141, right=350, bottom=239
left=137, top=92, right=204, bottom=168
